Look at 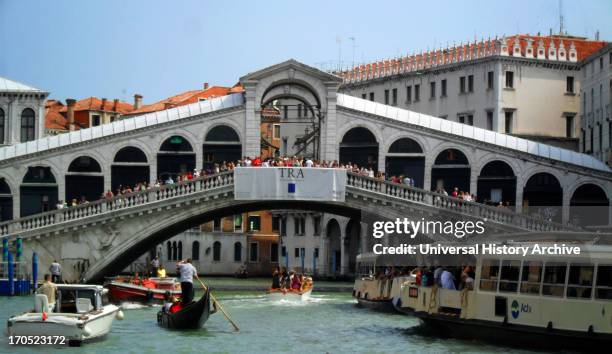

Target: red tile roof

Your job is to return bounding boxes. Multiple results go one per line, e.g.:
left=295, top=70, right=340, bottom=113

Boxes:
left=59, top=97, right=134, bottom=114
left=44, top=100, right=69, bottom=131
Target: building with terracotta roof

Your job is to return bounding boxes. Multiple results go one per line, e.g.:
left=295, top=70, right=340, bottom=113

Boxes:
left=338, top=34, right=608, bottom=151
left=44, top=99, right=70, bottom=134
left=59, top=96, right=135, bottom=129
left=0, top=76, right=49, bottom=145
left=579, top=43, right=612, bottom=165
left=122, top=83, right=243, bottom=118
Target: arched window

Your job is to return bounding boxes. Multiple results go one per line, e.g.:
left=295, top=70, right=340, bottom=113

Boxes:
left=0, top=108, right=5, bottom=144
left=234, top=242, right=242, bottom=262
left=205, top=125, right=240, bottom=142
left=21, top=108, right=36, bottom=142
left=192, top=241, right=200, bottom=261
left=172, top=241, right=177, bottom=261
left=160, top=135, right=193, bottom=152
left=68, top=156, right=102, bottom=172
left=213, top=241, right=221, bottom=262
left=114, top=146, right=148, bottom=163
left=178, top=241, right=183, bottom=260
left=388, top=138, right=423, bottom=153
left=166, top=241, right=172, bottom=261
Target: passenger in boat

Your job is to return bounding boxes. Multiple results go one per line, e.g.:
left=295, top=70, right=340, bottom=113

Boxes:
left=291, top=272, right=301, bottom=291
left=440, top=269, right=456, bottom=290
left=271, top=267, right=281, bottom=289
left=280, top=268, right=290, bottom=290
left=157, top=265, right=167, bottom=278
left=37, top=274, right=57, bottom=312
left=131, top=272, right=141, bottom=285
left=163, top=291, right=174, bottom=313
left=433, top=264, right=444, bottom=286
left=177, top=259, right=199, bottom=304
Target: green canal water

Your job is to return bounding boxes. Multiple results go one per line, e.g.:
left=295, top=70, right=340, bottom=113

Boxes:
left=0, top=291, right=565, bottom=354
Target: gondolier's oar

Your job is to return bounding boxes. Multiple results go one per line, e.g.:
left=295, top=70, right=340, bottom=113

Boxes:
left=196, top=278, right=239, bottom=332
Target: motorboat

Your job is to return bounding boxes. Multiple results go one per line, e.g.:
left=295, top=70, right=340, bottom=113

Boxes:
left=105, top=276, right=182, bottom=304
left=7, top=284, right=123, bottom=346
left=157, top=289, right=214, bottom=329
left=267, top=277, right=313, bottom=301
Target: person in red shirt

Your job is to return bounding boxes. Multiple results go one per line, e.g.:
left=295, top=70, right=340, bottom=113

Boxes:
left=252, top=157, right=261, bottom=167
left=452, top=187, right=459, bottom=198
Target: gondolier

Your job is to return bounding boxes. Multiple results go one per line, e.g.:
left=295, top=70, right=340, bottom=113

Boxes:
left=177, top=259, right=199, bottom=304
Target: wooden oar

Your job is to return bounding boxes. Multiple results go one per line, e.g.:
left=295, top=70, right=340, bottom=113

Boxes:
left=196, top=278, right=239, bottom=332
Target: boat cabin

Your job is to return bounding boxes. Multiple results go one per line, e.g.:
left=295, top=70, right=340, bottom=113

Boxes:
left=53, top=284, right=108, bottom=314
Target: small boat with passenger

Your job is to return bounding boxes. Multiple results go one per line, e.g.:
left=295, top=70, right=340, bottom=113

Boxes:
left=105, top=275, right=182, bottom=304
left=267, top=269, right=314, bottom=301
left=397, top=238, right=612, bottom=351
left=157, top=289, right=215, bottom=329
left=7, top=284, right=123, bottom=347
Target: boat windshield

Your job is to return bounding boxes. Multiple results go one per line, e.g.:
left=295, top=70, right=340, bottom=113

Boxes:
left=58, top=289, right=98, bottom=313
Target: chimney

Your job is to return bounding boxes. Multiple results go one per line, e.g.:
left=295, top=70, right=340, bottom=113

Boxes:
left=101, top=98, right=107, bottom=111
left=66, top=98, right=76, bottom=131
left=134, top=94, right=143, bottom=110
left=164, top=102, right=173, bottom=110
left=113, top=99, right=119, bottom=112
left=203, top=82, right=209, bottom=90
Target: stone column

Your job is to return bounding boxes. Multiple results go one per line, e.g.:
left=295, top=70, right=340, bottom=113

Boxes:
left=562, top=190, right=571, bottom=225
left=360, top=222, right=369, bottom=254
left=515, top=176, right=524, bottom=214
left=243, top=83, right=260, bottom=158
left=423, top=158, right=433, bottom=191
left=150, top=163, right=157, bottom=184
left=322, top=87, right=338, bottom=162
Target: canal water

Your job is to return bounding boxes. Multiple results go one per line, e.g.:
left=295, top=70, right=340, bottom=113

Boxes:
left=0, top=291, right=565, bottom=353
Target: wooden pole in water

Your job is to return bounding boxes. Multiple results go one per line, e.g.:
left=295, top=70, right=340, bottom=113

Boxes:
left=197, top=278, right=239, bottom=332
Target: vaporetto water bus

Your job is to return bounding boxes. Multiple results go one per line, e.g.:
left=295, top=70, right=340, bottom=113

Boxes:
left=397, top=241, right=612, bottom=351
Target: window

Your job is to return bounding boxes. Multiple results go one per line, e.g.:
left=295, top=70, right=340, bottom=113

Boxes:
left=499, top=260, right=520, bottom=292
left=234, top=242, right=242, bottom=262
left=459, top=76, right=466, bottom=93
left=479, top=259, right=500, bottom=291
left=177, top=241, right=183, bottom=260
left=384, top=89, right=389, bottom=104
left=213, top=218, right=221, bottom=232
left=441, top=79, right=447, bottom=96
left=314, top=248, right=319, bottom=258
left=542, top=263, right=567, bottom=297
left=458, top=114, right=473, bottom=126
left=406, top=85, right=412, bottom=103
left=297, top=104, right=302, bottom=118
left=392, top=88, right=397, bottom=106
left=313, top=216, right=321, bottom=235
left=213, top=241, right=221, bottom=261
left=234, top=214, right=242, bottom=231
left=280, top=218, right=286, bottom=236
left=92, top=115, right=101, bottom=127
left=566, top=264, right=594, bottom=299
left=504, top=111, right=513, bottom=134
left=172, top=241, right=177, bottom=261
left=566, top=76, right=574, bottom=93
left=249, top=242, right=259, bottom=262
left=590, top=127, right=594, bottom=152
left=595, top=265, right=612, bottom=300
left=294, top=216, right=305, bottom=235
left=0, top=108, right=4, bottom=144
left=283, top=105, right=288, bottom=119
left=20, top=108, right=35, bottom=142
left=272, top=216, right=281, bottom=232
left=566, top=115, right=574, bottom=138
left=486, top=111, right=494, bottom=130
left=468, top=75, right=474, bottom=92
left=600, top=57, right=604, bottom=70
left=273, top=124, right=280, bottom=139
left=414, top=84, right=420, bottom=101
left=505, top=71, right=514, bottom=88
left=248, top=215, right=261, bottom=231
left=487, top=71, right=494, bottom=89
left=361, top=93, right=366, bottom=99
left=520, top=261, right=542, bottom=294
left=369, top=92, right=374, bottom=101
left=430, top=82, right=436, bottom=99
left=192, top=241, right=200, bottom=260
left=270, top=243, right=279, bottom=263
left=294, top=248, right=300, bottom=258
left=166, top=241, right=172, bottom=261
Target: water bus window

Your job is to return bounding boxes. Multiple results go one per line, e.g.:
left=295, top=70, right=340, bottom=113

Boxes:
left=520, top=261, right=542, bottom=294
left=479, top=259, right=500, bottom=291
left=595, top=265, right=612, bottom=300
left=499, top=260, right=520, bottom=292
left=566, top=264, right=594, bottom=299
left=542, top=263, right=567, bottom=297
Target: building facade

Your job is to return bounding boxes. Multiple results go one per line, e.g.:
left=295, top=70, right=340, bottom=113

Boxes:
left=0, top=77, right=48, bottom=146
left=338, top=35, right=607, bottom=151
left=580, top=44, right=612, bottom=165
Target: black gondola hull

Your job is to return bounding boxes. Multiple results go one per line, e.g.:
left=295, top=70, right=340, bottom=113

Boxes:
left=157, top=290, right=211, bottom=330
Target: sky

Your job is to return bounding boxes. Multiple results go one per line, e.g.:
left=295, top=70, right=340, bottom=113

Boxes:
left=1, top=0, right=611, bottom=104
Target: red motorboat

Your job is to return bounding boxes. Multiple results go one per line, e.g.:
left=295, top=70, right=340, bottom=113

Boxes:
left=105, top=277, right=182, bottom=304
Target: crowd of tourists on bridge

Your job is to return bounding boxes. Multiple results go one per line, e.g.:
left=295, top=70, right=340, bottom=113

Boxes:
left=56, top=154, right=511, bottom=211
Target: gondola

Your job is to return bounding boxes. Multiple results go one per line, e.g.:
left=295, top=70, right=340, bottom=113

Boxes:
left=157, top=289, right=214, bottom=330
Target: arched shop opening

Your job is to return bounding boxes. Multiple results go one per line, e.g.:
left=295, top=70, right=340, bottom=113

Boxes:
left=345, top=219, right=361, bottom=274
left=570, top=184, right=610, bottom=226
left=523, top=173, right=563, bottom=222
left=385, top=138, right=425, bottom=188
left=431, top=149, right=471, bottom=193
left=339, top=127, right=378, bottom=169
left=0, top=179, right=12, bottom=221
left=20, top=166, right=58, bottom=217
left=112, top=146, right=150, bottom=191
left=477, top=160, right=516, bottom=206
left=203, top=125, right=241, bottom=170
left=65, top=156, right=103, bottom=203
left=157, top=135, right=195, bottom=181
left=326, top=219, right=342, bottom=275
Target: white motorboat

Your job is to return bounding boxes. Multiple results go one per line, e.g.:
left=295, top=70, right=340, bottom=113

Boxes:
left=267, top=288, right=313, bottom=301
left=7, top=284, right=123, bottom=346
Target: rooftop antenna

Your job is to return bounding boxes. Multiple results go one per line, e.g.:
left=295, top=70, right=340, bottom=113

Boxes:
left=336, top=36, right=342, bottom=72
left=349, top=36, right=357, bottom=69
left=559, top=0, right=565, bottom=35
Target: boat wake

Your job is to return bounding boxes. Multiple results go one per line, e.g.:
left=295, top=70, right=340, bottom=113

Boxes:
left=120, top=302, right=158, bottom=310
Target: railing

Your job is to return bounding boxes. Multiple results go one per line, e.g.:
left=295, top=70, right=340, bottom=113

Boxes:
left=345, top=173, right=576, bottom=232
left=0, top=169, right=575, bottom=238
left=0, top=171, right=234, bottom=238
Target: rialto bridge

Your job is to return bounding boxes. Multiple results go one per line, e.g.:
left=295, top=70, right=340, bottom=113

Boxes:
left=0, top=60, right=610, bottom=281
